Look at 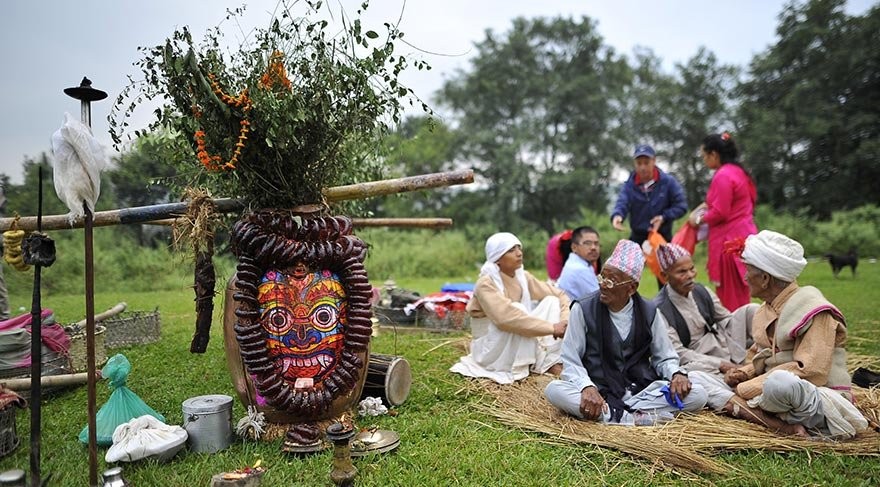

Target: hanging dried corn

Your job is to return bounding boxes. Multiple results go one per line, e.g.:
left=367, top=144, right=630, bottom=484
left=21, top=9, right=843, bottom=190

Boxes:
left=3, top=215, right=31, bottom=272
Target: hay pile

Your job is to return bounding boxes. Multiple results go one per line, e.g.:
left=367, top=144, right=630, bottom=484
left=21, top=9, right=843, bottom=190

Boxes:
left=474, top=374, right=880, bottom=474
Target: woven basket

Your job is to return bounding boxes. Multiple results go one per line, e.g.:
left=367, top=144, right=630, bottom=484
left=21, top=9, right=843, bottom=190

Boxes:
left=0, top=349, right=73, bottom=380
left=103, top=309, right=161, bottom=348
left=372, top=305, right=416, bottom=325
left=65, top=325, right=107, bottom=373
left=0, top=405, right=19, bottom=459
left=415, top=308, right=471, bottom=331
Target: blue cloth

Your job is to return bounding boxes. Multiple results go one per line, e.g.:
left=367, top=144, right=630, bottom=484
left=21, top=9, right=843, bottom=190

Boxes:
left=440, top=282, right=475, bottom=293
left=610, top=168, right=688, bottom=242
left=556, top=253, right=599, bottom=301
left=660, top=384, right=685, bottom=410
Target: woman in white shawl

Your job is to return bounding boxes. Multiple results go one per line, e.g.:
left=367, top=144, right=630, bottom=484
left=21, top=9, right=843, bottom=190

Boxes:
left=450, top=232, right=570, bottom=384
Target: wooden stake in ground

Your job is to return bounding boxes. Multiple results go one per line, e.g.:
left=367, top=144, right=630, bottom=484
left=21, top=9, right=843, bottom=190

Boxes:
left=63, top=76, right=107, bottom=487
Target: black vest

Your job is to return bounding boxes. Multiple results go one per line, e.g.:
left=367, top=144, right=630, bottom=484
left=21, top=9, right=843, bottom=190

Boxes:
left=576, top=292, right=659, bottom=419
left=654, top=284, right=716, bottom=348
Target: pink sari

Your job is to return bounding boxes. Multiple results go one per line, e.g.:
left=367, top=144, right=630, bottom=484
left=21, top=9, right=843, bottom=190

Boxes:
left=702, top=164, right=757, bottom=311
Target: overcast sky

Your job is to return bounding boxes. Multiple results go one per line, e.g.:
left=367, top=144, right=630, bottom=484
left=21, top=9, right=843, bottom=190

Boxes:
left=0, top=0, right=873, bottom=184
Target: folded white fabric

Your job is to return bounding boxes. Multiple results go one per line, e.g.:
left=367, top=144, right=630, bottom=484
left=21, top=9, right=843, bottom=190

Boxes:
left=105, top=415, right=188, bottom=463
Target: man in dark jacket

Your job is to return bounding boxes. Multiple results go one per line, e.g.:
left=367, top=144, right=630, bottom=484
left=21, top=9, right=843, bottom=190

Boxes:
left=544, top=240, right=707, bottom=425
left=611, top=144, right=688, bottom=244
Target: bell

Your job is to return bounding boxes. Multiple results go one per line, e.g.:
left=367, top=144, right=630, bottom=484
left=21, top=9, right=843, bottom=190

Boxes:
left=101, top=467, right=130, bottom=487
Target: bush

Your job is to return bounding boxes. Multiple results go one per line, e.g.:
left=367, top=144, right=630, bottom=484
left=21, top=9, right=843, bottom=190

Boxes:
left=5, top=227, right=192, bottom=299
left=756, top=204, right=880, bottom=257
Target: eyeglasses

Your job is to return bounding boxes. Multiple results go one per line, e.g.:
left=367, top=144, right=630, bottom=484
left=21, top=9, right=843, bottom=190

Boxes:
left=575, top=240, right=600, bottom=247
left=596, top=274, right=634, bottom=289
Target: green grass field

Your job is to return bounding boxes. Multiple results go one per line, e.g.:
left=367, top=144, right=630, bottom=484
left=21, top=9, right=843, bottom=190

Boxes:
left=0, top=258, right=878, bottom=485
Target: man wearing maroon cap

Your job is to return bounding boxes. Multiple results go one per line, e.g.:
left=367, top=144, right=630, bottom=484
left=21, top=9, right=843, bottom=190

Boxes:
left=653, top=242, right=754, bottom=380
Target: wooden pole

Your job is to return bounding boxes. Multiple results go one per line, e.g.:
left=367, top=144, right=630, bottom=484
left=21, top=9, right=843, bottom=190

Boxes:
left=352, top=218, right=453, bottom=229
left=3, top=372, right=95, bottom=391
left=72, top=302, right=127, bottom=328
left=84, top=204, right=98, bottom=487
left=0, top=169, right=474, bottom=232
left=28, top=167, right=44, bottom=487
left=147, top=217, right=454, bottom=229
left=322, top=169, right=473, bottom=202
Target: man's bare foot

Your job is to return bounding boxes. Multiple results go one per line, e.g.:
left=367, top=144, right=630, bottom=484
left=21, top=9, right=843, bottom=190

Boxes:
left=779, top=423, right=809, bottom=437
left=546, top=363, right=563, bottom=376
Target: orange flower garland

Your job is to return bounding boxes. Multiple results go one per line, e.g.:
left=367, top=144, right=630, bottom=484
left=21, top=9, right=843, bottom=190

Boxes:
left=194, top=74, right=252, bottom=171
left=194, top=52, right=292, bottom=172
left=259, top=50, right=292, bottom=91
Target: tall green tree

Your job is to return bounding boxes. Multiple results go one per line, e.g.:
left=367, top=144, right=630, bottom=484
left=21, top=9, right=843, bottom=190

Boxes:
left=738, top=0, right=880, bottom=216
left=369, top=116, right=460, bottom=218
left=440, top=16, right=631, bottom=233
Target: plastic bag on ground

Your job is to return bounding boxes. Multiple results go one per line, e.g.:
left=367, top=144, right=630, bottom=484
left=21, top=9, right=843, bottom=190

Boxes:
left=105, top=415, right=187, bottom=463
left=78, top=354, right=165, bottom=446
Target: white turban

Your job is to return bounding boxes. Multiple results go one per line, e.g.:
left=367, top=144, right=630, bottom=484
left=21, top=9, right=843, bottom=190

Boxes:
left=741, top=230, right=807, bottom=282
left=479, top=232, right=532, bottom=311
left=484, top=232, right=521, bottom=263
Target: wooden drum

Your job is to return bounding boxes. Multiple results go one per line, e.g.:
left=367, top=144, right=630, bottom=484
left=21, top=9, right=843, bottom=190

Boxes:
left=360, top=354, right=412, bottom=407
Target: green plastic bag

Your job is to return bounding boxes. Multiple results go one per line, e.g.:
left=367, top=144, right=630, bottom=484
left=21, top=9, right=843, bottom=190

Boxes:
left=78, top=354, right=165, bottom=446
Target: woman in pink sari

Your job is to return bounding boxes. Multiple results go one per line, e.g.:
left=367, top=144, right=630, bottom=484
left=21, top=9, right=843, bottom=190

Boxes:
left=691, top=133, right=757, bottom=311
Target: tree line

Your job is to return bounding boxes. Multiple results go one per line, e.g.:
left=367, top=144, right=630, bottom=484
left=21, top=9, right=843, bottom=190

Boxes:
left=375, top=0, right=880, bottom=233
left=1, top=0, right=877, bottom=240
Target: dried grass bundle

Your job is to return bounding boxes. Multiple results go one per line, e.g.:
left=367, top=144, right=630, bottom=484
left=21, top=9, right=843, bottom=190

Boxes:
left=475, top=373, right=880, bottom=474
left=847, top=353, right=880, bottom=373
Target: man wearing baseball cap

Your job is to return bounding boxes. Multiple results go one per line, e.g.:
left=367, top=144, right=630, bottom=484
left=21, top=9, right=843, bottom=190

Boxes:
left=611, top=144, right=688, bottom=244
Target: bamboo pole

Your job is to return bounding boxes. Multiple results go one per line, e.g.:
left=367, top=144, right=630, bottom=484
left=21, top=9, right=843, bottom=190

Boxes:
left=72, top=302, right=127, bottom=328
left=147, top=217, right=454, bottom=229
left=323, top=169, right=473, bottom=202
left=0, top=169, right=474, bottom=232
left=3, top=372, right=95, bottom=391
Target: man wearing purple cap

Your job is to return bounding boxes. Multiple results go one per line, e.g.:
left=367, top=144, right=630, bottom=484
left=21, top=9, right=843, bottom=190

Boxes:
left=545, top=240, right=707, bottom=425
left=653, top=243, right=755, bottom=380
left=611, top=144, right=688, bottom=245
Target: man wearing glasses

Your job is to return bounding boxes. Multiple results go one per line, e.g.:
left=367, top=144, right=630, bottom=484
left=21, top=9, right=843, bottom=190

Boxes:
left=545, top=240, right=707, bottom=425
left=557, top=226, right=602, bottom=301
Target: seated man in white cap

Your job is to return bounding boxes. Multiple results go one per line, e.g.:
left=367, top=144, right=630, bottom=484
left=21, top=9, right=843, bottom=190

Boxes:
left=544, top=240, right=707, bottom=425
left=450, top=232, right=570, bottom=384
left=653, top=242, right=755, bottom=379
left=694, top=230, right=867, bottom=437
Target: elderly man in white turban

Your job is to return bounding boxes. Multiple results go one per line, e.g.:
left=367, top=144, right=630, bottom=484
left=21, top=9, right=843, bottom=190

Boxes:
left=545, top=240, right=707, bottom=425
left=693, top=230, right=867, bottom=438
left=653, top=242, right=756, bottom=379
left=450, top=232, right=570, bottom=384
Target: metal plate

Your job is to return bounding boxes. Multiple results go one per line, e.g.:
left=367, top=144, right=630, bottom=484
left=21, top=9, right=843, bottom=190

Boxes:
left=281, top=439, right=326, bottom=455
left=350, top=429, right=400, bottom=457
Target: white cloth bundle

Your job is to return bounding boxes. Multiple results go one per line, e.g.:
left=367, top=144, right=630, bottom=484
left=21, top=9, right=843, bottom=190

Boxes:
left=105, top=415, right=188, bottom=463
left=50, top=112, right=107, bottom=224
left=358, top=396, right=388, bottom=417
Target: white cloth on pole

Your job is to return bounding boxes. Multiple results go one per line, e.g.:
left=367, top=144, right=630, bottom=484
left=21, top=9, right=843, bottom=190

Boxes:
left=50, top=112, right=107, bottom=223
